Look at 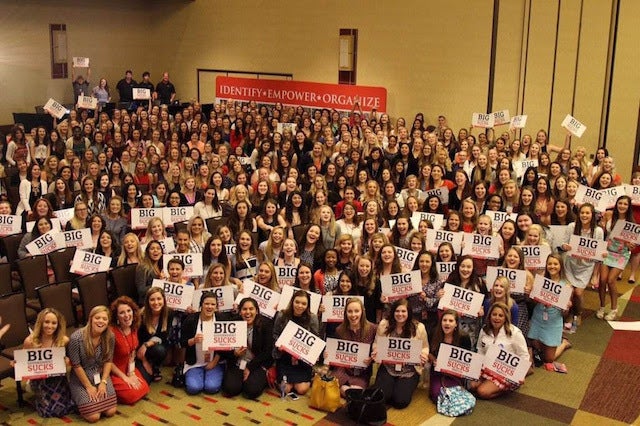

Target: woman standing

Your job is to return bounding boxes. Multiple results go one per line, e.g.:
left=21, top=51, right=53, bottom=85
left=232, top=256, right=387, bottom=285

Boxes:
left=17, top=163, right=48, bottom=217
left=409, top=251, right=444, bottom=339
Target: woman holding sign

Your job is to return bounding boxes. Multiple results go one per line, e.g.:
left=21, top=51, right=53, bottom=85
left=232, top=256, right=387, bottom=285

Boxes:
left=68, top=306, right=117, bottom=422
left=272, top=290, right=320, bottom=396
left=22, top=308, right=75, bottom=417
left=372, top=299, right=429, bottom=409
left=409, top=251, right=444, bottom=339
left=137, top=288, right=173, bottom=383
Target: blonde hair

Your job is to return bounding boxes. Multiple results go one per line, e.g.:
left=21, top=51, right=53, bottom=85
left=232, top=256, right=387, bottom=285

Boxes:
left=490, top=276, right=514, bottom=309
left=81, top=306, right=114, bottom=363
left=31, top=308, right=67, bottom=348
left=118, top=232, right=142, bottom=266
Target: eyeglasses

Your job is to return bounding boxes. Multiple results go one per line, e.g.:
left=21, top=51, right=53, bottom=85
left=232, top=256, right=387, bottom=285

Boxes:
left=76, top=208, right=88, bottom=212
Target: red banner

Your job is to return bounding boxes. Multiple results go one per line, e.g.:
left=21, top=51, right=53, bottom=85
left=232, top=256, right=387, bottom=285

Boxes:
left=215, top=76, right=387, bottom=112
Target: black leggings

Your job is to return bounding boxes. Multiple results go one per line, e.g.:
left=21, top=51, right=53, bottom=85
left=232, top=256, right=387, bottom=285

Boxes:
left=374, top=366, right=419, bottom=409
left=222, top=364, right=269, bottom=400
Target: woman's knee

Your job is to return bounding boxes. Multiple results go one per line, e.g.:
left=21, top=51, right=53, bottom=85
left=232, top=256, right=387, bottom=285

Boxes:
left=104, top=407, right=117, bottom=417
left=392, top=395, right=412, bottom=409
left=83, top=413, right=101, bottom=423
left=294, top=382, right=310, bottom=395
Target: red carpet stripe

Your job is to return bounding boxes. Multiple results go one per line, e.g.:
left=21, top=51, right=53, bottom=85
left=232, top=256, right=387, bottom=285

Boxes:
left=187, top=402, right=201, bottom=410
left=215, top=409, right=229, bottom=416
left=180, top=410, right=201, bottom=420
left=237, top=406, right=252, bottom=413
left=203, top=396, right=218, bottom=403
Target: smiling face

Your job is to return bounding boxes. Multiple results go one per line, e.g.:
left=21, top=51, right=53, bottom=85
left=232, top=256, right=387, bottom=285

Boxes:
left=292, top=295, right=308, bottom=317
left=117, top=303, right=134, bottom=328
left=393, top=304, right=408, bottom=326
left=490, top=306, right=506, bottom=332
left=41, top=312, right=59, bottom=337
left=458, top=258, right=474, bottom=280
left=441, top=313, right=457, bottom=336
left=91, top=309, right=109, bottom=336
left=240, top=300, right=257, bottom=326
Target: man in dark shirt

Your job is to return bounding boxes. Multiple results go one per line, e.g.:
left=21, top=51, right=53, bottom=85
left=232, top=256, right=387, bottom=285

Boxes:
left=71, top=67, right=91, bottom=103
left=137, top=71, right=155, bottom=92
left=155, top=72, right=176, bottom=105
left=116, top=70, right=137, bottom=103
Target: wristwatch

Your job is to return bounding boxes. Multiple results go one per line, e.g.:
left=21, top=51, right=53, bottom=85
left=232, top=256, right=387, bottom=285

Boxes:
left=101, top=379, right=108, bottom=385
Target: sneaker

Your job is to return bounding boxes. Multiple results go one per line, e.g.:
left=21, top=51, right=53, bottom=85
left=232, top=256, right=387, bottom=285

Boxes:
left=596, top=307, right=606, bottom=319
left=605, top=309, right=618, bottom=321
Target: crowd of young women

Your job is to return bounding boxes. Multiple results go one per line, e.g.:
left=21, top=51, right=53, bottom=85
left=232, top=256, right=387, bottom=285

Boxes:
left=1, top=98, right=635, bottom=419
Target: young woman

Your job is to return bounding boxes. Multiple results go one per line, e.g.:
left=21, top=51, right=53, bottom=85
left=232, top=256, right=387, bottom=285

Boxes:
left=534, top=176, right=555, bottom=225
left=256, top=199, right=287, bottom=244
left=483, top=276, right=519, bottom=325
left=254, top=261, right=279, bottom=292
left=65, top=201, right=89, bottom=231
left=75, top=176, right=106, bottom=216
left=231, top=231, right=260, bottom=282
left=388, top=215, right=413, bottom=249
left=335, top=234, right=356, bottom=272
left=317, top=205, right=342, bottom=250
left=137, top=287, right=172, bottom=383
left=297, top=224, right=324, bottom=272
left=109, top=297, right=149, bottom=405
left=193, top=186, right=223, bottom=220
left=95, top=230, right=121, bottom=268
left=118, top=233, right=142, bottom=267
left=313, top=248, right=340, bottom=295
left=17, top=163, right=48, bottom=217
left=68, top=306, right=117, bottom=422
left=187, top=215, right=210, bottom=253
left=373, top=299, right=429, bottom=409
left=376, top=244, right=403, bottom=278
left=135, top=241, right=165, bottom=304
left=409, top=251, right=445, bottom=339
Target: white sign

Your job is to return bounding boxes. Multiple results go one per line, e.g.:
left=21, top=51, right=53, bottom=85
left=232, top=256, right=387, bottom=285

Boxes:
left=380, top=270, right=422, bottom=301
left=425, top=229, right=463, bottom=253
left=13, top=347, right=67, bottom=381
left=324, top=338, right=370, bottom=369
left=151, top=279, right=195, bottom=311
left=54, top=207, right=74, bottom=228
left=321, top=295, right=365, bottom=323
left=424, top=187, right=449, bottom=205
left=485, top=266, right=527, bottom=294
left=472, top=113, right=495, bottom=128
left=277, top=285, right=321, bottom=314
left=598, top=186, right=626, bottom=211
left=77, top=95, right=97, bottom=110
left=72, top=57, right=90, bottom=67
left=133, top=88, right=151, bottom=100
left=0, top=215, right=22, bottom=236
left=26, top=230, right=65, bottom=255
left=131, top=208, right=162, bottom=230
left=567, top=235, right=607, bottom=262
left=411, top=212, right=444, bottom=231
left=157, top=237, right=175, bottom=254
left=574, top=184, right=604, bottom=211
left=561, top=114, right=586, bottom=138
left=517, top=159, right=538, bottom=175
left=275, top=321, right=325, bottom=366
left=434, top=343, right=483, bottom=380
left=394, top=246, right=418, bottom=272
left=163, top=206, right=194, bottom=226
left=518, top=245, right=552, bottom=270
left=203, top=321, right=247, bottom=351
left=276, top=266, right=297, bottom=289
left=488, top=211, right=518, bottom=233
left=235, top=280, right=280, bottom=318
left=462, top=233, right=501, bottom=259
left=609, top=220, right=640, bottom=245
left=375, top=336, right=423, bottom=365
left=436, top=261, right=456, bottom=282
left=44, top=98, right=67, bottom=119
left=624, top=184, right=640, bottom=206
left=530, top=275, right=572, bottom=310
left=163, top=253, right=203, bottom=278
left=192, top=286, right=236, bottom=312
left=492, top=109, right=510, bottom=126
left=509, top=114, right=528, bottom=129
left=70, top=250, right=111, bottom=275
left=276, top=122, right=297, bottom=135
left=482, top=345, right=529, bottom=385
left=62, top=228, right=93, bottom=249
left=438, top=283, right=485, bottom=318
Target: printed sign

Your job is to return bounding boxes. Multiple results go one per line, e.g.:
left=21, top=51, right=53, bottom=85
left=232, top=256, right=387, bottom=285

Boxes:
left=488, top=211, right=518, bottom=233
left=203, top=321, right=247, bottom=351
left=72, top=57, right=90, bottom=67
left=163, top=253, right=204, bottom=278
left=380, top=270, right=422, bottom=301
left=472, top=113, right=495, bottom=128
left=624, top=184, right=640, bottom=206
left=411, top=212, right=444, bottom=231
left=394, top=246, right=418, bottom=273
left=609, top=220, right=640, bottom=245
left=26, top=230, right=65, bottom=255
left=276, top=266, right=298, bottom=289
left=131, top=208, right=162, bottom=230
left=598, top=186, right=626, bottom=211
left=151, top=280, right=195, bottom=311
left=276, top=122, right=298, bottom=135
left=54, top=207, right=74, bottom=228
left=234, top=280, right=280, bottom=318
left=485, top=266, right=527, bottom=294
left=492, top=109, right=511, bottom=126
left=425, top=229, right=463, bottom=253
left=375, top=336, right=423, bottom=365
left=225, top=244, right=237, bottom=256
left=424, top=187, right=449, bottom=205
left=13, top=347, right=67, bottom=381
left=275, top=321, right=325, bottom=365
left=574, top=184, right=603, bottom=210
left=321, top=295, right=365, bottom=323
left=530, top=275, right=572, bottom=310
left=163, top=206, right=194, bottom=226
left=518, top=245, right=552, bottom=270
left=44, top=98, right=67, bottom=119
left=509, top=114, right=528, bottom=129
left=517, top=159, right=539, bottom=174
left=77, top=95, right=97, bottom=110
left=438, top=283, right=485, bottom=317
left=0, top=215, right=22, bottom=236
left=192, top=286, right=236, bottom=312
left=462, top=234, right=501, bottom=259
left=325, top=338, right=370, bottom=368
left=133, top=88, right=151, bottom=100
left=70, top=250, right=111, bottom=275
left=277, top=285, right=321, bottom=314
left=482, top=345, right=529, bottom=385
left=436, top=262, right=456, bottom=282
left=216, top=76, right=388, bottom=112
left=567, top=235, right=607, bottom=262
left=561, top=114, right=586, bottom=138
left=62, top=228, right=93, bottom=249
left=434, top=343, right=483, bottom=380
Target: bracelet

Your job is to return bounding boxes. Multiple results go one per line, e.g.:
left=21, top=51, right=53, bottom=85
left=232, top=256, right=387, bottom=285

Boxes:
left=101, top=379, right=107, bottom=385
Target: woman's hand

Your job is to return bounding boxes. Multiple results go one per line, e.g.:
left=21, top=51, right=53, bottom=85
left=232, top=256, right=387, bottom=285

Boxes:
left=478, top=306, right=484, bottom=317
left=205, top=357, right=219, bottom=371
left=193, top=333, right=204, bottom=345
left=437, top=289, right=445, bottom=299
left=126, top=374, right=142, bottom=389
left=243, top=368, right=251, bottom=381
left=234, top=347, right=247, bottom=358
left=85, top=384, right=99, bottom=401
left=420, top=353, right=428, bottom=365
left=96, top=382, right=107, bottom=400
left=318, top=304, right=326, bottom=313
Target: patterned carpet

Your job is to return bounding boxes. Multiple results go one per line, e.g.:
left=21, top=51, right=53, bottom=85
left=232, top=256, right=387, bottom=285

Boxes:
left=1, top=282, right=639, bottom=425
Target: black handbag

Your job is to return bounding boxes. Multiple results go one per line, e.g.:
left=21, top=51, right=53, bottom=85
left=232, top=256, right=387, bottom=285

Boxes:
left=345, top=387, right=387, bottom=425
left=171, top=363, right=185, bottom=388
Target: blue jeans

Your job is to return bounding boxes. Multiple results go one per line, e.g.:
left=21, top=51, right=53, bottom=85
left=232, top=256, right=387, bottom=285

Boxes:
left=185, top=364, right=224, bottom=395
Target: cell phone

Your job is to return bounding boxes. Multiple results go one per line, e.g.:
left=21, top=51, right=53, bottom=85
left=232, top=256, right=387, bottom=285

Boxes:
left=287, top=392, right=299, bottom=400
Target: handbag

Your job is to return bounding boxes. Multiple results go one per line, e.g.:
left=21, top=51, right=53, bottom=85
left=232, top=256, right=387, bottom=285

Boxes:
left=309, top=374, right=341, bottom=413
left=436, top=385, right=475, bottom=417
left=171, top=363, right=185, bottom=388
left=345, top=387, right=387, bottom=425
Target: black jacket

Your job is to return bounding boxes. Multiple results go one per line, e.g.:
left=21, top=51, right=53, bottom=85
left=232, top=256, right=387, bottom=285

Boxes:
left=181, top=311, right=233, bottom=366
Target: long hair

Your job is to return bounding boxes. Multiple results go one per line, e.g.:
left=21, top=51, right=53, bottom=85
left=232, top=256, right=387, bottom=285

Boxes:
left=203, top=263, right=230, bottom=288
left=118, top=232, right=142, bottom=266
left=375, top=244, right=402, bottom=276
left=109, top=296, right=141, bottom=331
left=202, top=235, right=229, bottom=268
left=544, top=253, right=566, bottom=282
left=81, top=305, right=114, bottom=363
left=142, top=287, right=170, bottom=334
left=31, top=308, right=67, bottom=348
left=335, top=297, right=373, bottom=340
left=385, top=299, right=417, bottom=339
left=354, top=255, right=377, bottom=296
left=447, top=255, right=487, bottom=293
left=482, top=302, right=513, bottom=337
left=429, top=309, right=462, bottom=356
left=611, top=195, right=634, bottom=229
left=238, top=297, right=263, bottom=329
left=573, top=203, right=597, bottom=236
left=412, top=250, right=439, bottom=282
left=281, top=289, right=312, bottom=328
left=501, top=246, right=526, bottom=270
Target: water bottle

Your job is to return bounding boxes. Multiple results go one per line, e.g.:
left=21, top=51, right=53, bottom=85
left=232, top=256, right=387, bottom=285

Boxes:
left=570, top=315, right=578, bottom=334
left=280, top=375, right=287, bottom=399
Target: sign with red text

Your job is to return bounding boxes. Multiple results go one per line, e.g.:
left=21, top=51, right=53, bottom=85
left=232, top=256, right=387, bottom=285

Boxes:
left=411, top=212, right=444, bottom=231
left=561, top=114, right=586, bottom=138
left=624, top=184, right=640, bottom=206
left=163, top=253, right=203, bottom=278
left=482, top=345, right=529, bottom=385
left=44, top=98, right=66, bottom=119
left=53, top=208, right=74, bottom=228
left=485, top=266, right=527, bottom=294
left=216, top=76, right=387, bottom=112
left=203, top=321, right=247, bottom=351
left=375, top=336, right=422, bottom=365
left=163, top=206, right=194, bottom=226
left=574, top=184, right=604, bottom=211
left=131, top=208, right=162, bottom=230
left=70, top=250, right=111, bottom=275
left=152, top=280, right=195, bottom=311
left=276, top=266, right=297, bottom=289
left=0, top=215, right=22, bottom=236
left=436, top=262, right=456, bottom=282
left=434, top=343, right=483, bottom=380
left=609, top=220, right=640, bottom=245
left=394, top=246, right=418, bottom=272
left=438, top=283, right=485, bottom=317
left=518, top=245, right=552, bottom=270
left=133, top=88, right=151, bottom=100
left=567, top=235, right=607, bottom=262
left=325, top=338, right=370, bottom=368
left=492, top=109, right=510, bottom=126
left=488, top=211, right=518, bottom=233
left=77, top=95, right=97, bottom=110
left=472, top=113, right=495, bottom=128
left=62, top=228, right=92, bottom=249
left=462, top=234, right=501, bottom=259
left=321, top=295, right=365, bottom=323
left=530, top=275, right=572, bottom=310
left=192, top=286, right=236, bottom=312
left=234, top=279, right=280, bottom=319
left=425, top=229, right=463, bottom=253
left=26, top=230, right=65, bottom=255
left=276, top=122, right=297, bottom=135
left=380, top=270, right=422, bottom=301
left=13, top=347, right=67, bottom=381
left=509, top=114, right=528, bottom=129
left=277, top=285, right=321, bottom=314
left=275, top=321, right=325, bottom=366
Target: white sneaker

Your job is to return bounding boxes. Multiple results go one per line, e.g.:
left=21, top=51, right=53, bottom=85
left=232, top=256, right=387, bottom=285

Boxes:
left=596, top=307, right=606, bottom=319
left=605, top=309, right=618, bottom=321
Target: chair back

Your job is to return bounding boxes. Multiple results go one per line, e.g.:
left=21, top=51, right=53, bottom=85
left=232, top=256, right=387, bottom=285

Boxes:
left=37, top=281, right=77, bottom=328
left=110, top=264, right=138, bottom=301
left=174, top=220, right=188, bottom=234
left=1, top=234, right=23, bottom=267
left=205, top=216, right=228, bottom=235
left=0, top=263, right=13, bottom=296
left=0, top=292, right=30, bottom=351
left=76, top=272, right=109, bottom=324
left=292, top=224, right=310, bottom=244
left=15, top=255, right=49, bottom=299
left=48, top=246, right=77, bottom=283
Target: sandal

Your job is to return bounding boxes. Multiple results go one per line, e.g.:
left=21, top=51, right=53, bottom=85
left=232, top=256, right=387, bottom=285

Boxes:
left=562, top=337, right=572, bottom=350
left=153, top=373, right=163, bottom=382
